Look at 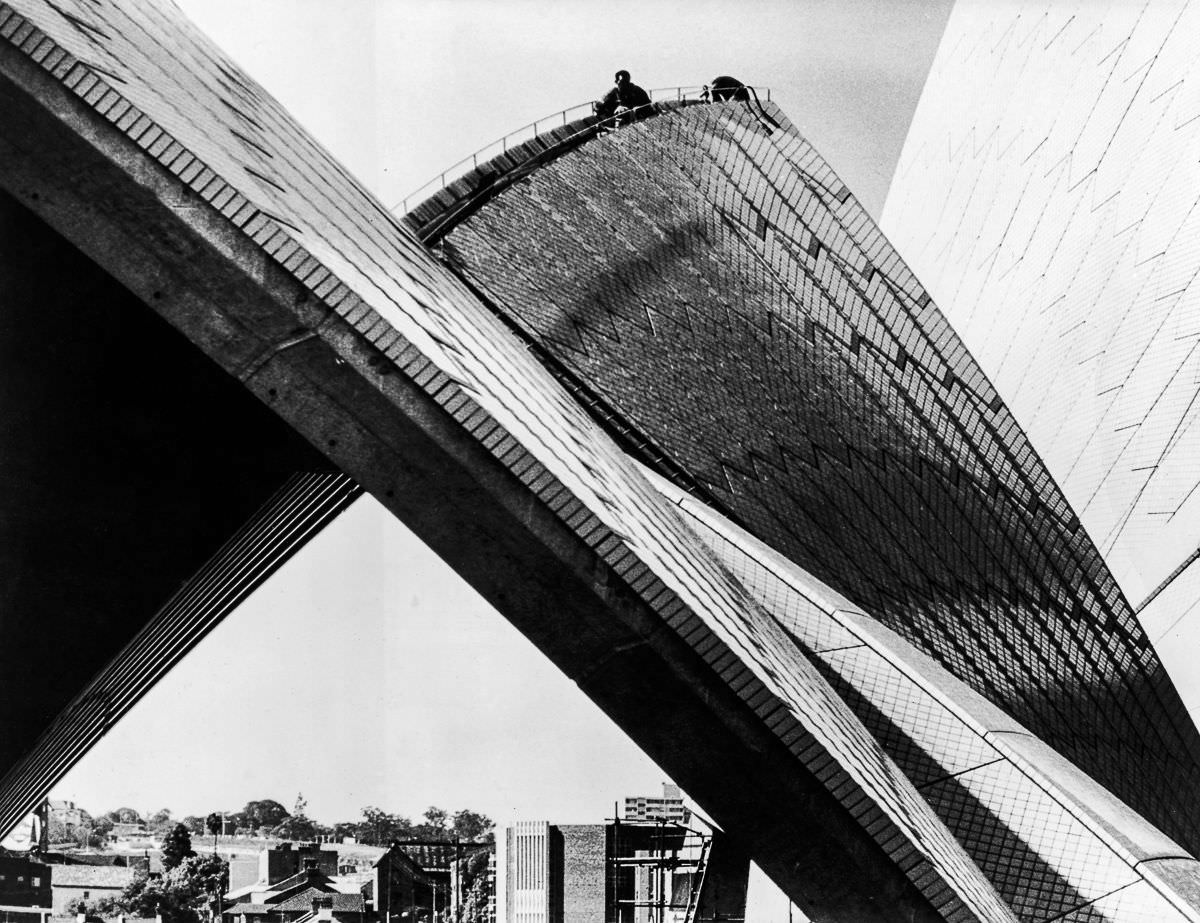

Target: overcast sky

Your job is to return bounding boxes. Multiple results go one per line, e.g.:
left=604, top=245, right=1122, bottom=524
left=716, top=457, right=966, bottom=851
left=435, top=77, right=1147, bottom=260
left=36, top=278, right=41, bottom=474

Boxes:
left=49, top=1, right=953, bottom=915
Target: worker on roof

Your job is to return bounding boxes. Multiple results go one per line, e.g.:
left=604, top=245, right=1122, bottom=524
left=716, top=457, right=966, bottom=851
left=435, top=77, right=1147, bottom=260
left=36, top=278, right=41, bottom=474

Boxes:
left=595, top=70, right=653, bottom=125
left=709, top=75, right=751, bottom=102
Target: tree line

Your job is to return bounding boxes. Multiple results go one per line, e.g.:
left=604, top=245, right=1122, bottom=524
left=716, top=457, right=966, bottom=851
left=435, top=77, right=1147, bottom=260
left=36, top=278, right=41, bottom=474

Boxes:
left=68, top=800, right=496, bottom=923
left=54, top=795, right=494, bottom=848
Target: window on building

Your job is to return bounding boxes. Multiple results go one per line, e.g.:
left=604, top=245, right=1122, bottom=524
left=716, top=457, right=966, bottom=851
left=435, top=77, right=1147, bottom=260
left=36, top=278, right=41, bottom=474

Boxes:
left=32, top=878, right=40, bottom=887
left=16, top=876, right=24, bottom=882
left=83, top=891, right=90, bottom=899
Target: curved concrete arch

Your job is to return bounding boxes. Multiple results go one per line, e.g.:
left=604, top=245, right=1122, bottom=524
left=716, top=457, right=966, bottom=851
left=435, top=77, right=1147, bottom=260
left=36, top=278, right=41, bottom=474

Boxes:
left=1, top=2, right=1198, bottom=921
left=0, top=2, right=1009, bottom=920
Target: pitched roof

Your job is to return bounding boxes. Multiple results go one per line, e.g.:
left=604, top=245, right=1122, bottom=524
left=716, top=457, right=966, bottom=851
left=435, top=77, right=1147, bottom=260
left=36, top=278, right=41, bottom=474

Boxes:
left=327, top=876, right=370, bottom=896
left=224, top=884, right=262, bottom=900
left=273, top=892, right=364, bottom=914
left=50, top=865, right=135, bottom=888
left=267, top=870, right=334, bottom=895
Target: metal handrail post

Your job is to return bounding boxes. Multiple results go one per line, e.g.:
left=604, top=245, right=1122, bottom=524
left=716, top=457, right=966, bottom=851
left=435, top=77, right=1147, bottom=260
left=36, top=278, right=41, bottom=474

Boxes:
left=393, top=85, right=771, bottom=215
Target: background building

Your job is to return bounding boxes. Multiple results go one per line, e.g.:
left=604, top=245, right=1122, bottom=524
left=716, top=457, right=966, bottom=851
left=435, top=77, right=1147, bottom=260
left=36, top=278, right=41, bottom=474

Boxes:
left=4, top=0, right=1200, bottom=919
left=0, top=856, right=50, bottom=916
left=621, top=788, right=688, bottom=826
left=47, top=864, right=133, bottom=917
left=496, top=820, right=746, bottom=923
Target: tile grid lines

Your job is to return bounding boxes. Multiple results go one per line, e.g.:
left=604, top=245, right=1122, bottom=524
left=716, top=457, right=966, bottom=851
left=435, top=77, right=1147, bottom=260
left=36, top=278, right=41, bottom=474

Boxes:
left=643, top=113, right=1031, bottom=592
left=659, top=475, right=1200, bottom=923
left=712, top=108, right=1110, bottom=604
left=918, top=4, right=1200, bottom=605
left=672, top=100, right=1200, bottom=787
left=408, top=336, right=1008, bottom=916
left=609, top=106, right=1180, bottom=792
left=0, top=5, right=1013, bottom=920
left=622, top=109, right=1122, bottom=723
left=440, top=227, right=731, bottom=514
left=424, top=81, right=1200, bottom=854
left=883, top=1, right=1200, bottom=604
left=709, top=118, right=1139, bottom=678
left=619, top=125, right=1048, bottom=661
left=506, top=154, right=993, bottom=638
left=441, top=124, right=1132, bottom=912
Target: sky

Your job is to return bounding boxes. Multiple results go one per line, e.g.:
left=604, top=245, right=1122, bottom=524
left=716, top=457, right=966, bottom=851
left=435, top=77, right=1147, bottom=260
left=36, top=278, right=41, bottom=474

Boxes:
left=47, top=0, right=954, bottom=915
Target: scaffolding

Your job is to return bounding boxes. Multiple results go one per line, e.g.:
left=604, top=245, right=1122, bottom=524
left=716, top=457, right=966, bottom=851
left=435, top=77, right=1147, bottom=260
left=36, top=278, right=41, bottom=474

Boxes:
left=605, top=819, right=739, bottom=923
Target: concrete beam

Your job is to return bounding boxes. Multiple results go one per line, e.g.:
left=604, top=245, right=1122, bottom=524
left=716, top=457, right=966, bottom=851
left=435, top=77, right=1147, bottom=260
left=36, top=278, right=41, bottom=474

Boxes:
left=0, top=23, right=980, bottom=923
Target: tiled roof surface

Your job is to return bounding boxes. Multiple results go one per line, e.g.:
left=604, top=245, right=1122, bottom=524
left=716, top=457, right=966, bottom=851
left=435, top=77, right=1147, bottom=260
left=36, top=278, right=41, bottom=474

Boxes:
left=0, top=0, right=1110, bottom=919
left=882, top=1, right=1200, bottom=613
left=273, top=892, right=364, bottom=913
left=655, top=467, right=1200, bottom=922
left=391, top=843, right=469, bottom=870
left=433, top=97, right=1200, bottom=857
left=49, top=864, right=135, bottom=888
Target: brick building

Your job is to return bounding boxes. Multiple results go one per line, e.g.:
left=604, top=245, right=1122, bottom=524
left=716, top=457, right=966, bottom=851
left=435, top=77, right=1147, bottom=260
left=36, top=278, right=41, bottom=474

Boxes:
left=0, top=855, right=51, bottom=915
left=496, top=820, right=745, bottom=923
left=222, top=862, right=365, bottom=923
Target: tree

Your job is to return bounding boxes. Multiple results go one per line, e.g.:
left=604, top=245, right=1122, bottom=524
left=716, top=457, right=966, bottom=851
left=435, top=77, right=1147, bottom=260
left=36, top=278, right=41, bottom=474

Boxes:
left=206, top=813, right=223, bottom=852
left=116, top=855, right=228, bottom=923
left=239, top=799, right=289, bottom=833
left=272, top=793, right=316, bottom=841
left=332, top=821, right=359, bottom=842
left=451, top=810, right=494, bottom=843
left=105, top=807, right=143, bottom=825
left=118, top=875, right=184, bottom=922
left=161, top=823, right=196, bottom=870
left=182, top=816, right=205, bottom=835
left=67, top=895, right=118, bottom=918
left=457, top=849, right=492, bottom=923
left=271, top=814, right=317, bottom=841
left=149, top=809, right=174, bottom=834
left=420, top=807, right=448, bottom=837
left=359, top=807, right=412, bottom=845
left=178, top=853, right=229, bottom=899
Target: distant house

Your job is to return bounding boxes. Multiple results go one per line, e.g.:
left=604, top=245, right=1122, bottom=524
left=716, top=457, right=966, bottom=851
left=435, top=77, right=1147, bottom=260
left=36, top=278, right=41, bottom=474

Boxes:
left=372, top=846, right=444, bottom=923
left=227, top=846, right=337, bottom=894
left=0, top=854, right=52, bottom=918
left=223, top=861, right=365, bottom=923
left=376, top=841, right=493, bottom=923
left=45, top=802, right=82, bottom=831
left=225, top=892, right=365, bottom=923
left=48, top=864, right=135, bottom=915
left=109, top=823, right=149, bottom=841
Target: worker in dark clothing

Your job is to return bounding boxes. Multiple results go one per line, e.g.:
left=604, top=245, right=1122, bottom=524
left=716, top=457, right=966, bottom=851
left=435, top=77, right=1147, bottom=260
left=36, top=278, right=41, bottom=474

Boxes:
left=707, top=74, right=779, bottom=133
left=710, top=75, right=751, bottom=102
left=595, top=70, right=653, bottom=125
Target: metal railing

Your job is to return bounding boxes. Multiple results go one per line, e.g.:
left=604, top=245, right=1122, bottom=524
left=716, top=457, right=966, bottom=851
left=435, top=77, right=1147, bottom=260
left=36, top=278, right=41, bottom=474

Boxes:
left=394, top=85, right=771, bottom=216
